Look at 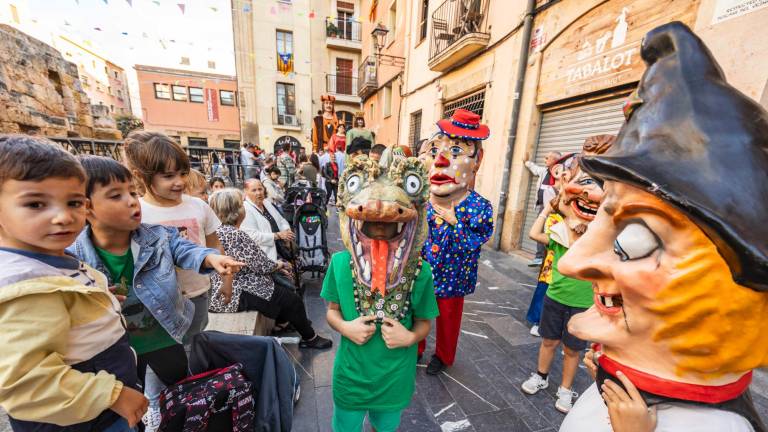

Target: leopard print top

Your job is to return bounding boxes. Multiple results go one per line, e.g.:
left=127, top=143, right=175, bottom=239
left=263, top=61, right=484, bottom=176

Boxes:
left=209, top=224, right=278, bottom=313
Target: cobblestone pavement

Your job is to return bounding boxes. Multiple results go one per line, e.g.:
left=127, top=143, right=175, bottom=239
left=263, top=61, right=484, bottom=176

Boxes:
left=1, top=209, right=766, bottom=432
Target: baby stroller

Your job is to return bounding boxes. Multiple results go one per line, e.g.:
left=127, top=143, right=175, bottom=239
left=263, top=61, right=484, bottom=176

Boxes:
left=282, top=185, right=327, bottom=225
left=293, top=199, right=330, bottom=284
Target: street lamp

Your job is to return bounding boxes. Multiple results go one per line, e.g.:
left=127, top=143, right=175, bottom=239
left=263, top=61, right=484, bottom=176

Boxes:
left=372, top=23, right=389, bottom=51
left=370, top=23, right=405, bottom=66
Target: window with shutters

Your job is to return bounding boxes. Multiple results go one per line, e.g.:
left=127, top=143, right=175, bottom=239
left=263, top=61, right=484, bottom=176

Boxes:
left=419, top=0, right=429, bottom=42
left=442, top=90, right=485, bottom=118
left=409, top=110, right=422, bottom=153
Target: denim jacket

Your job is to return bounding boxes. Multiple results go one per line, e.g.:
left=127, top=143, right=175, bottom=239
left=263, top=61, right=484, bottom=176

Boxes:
left=68, top=223, right=218, bottom=342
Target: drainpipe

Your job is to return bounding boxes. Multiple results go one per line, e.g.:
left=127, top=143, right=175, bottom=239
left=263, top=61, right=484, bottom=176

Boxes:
left=492, top=0, right=537, bottom=250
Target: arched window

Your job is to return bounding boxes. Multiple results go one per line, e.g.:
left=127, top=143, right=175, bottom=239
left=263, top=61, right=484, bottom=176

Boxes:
left=336, top=110, right=354, bottom=130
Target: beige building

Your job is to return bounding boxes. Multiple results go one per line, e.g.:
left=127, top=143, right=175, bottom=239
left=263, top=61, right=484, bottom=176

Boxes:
left=232, top=0, right=314, bottom=154
left=53, top=36, right=132, bottom=118
left=359, top=0, right=768, bottom=255
left=310, top=0, right=364, bottom=130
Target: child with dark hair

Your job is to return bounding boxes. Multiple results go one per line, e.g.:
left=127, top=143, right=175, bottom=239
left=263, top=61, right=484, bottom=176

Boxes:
left=69, top=155, right=242, bottom=430
left=262, top=165, right=286, bottom=206
left=370, top=144, right=387, bottom=162
left=209, top=176, right=227, bottom=192
left=0, top=135, right=147, bottom=431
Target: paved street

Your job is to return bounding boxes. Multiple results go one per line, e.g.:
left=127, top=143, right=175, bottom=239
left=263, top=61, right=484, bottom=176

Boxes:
left=1, top=209, right=767, bottom=431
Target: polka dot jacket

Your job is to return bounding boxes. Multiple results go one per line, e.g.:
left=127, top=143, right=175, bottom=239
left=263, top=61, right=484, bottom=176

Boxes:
left=421, top=190, right=494, bottom=298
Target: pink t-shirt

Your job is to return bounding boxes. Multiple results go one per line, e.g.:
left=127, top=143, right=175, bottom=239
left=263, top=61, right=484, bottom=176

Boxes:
left=140, top=194, right=221, bottom=298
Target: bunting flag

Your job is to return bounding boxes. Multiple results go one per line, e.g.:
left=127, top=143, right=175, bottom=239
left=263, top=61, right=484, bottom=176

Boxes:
left=121, top=31, right=128, bottom=35
left=243, top=4, right=251, bottom=12
left=309, top=10, right=315, bottom=18
left=94, top=27, right=102, bottom=31
left=125, top=0, right=132, bottom=6
left=369, top=0, right=378, bottom=21
left=270, top=6, right=276, bottom=14
left=177, top=3, right=185, bottom=14
left=152, top=0, right=160, bottom=5
left=209, top=6, right=217, bottom=12
left=277, top=52, right=293, bottom=75
left=102, top=0, right=108, bottom=4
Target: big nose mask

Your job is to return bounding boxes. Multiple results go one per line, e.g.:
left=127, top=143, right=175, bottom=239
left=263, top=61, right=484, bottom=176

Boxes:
left=434, top=153, right=451, bottom=168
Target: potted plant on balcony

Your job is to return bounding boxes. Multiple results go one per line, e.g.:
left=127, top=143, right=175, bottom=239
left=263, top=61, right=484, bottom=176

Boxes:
left=326, top=20, right=339, bottom=37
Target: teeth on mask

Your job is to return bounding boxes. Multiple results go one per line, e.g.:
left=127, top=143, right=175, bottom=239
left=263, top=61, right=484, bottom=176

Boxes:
left=395, top=247, right=403, bottom=259
left=605, top=296, right=614, bottom=308
left=363, top=260, right=371, bottom=282
left=355, top=242, right=363, bottom=257
left=390, top=259, right=399, bottom=283
left=397, top=223, right=404, bottom=233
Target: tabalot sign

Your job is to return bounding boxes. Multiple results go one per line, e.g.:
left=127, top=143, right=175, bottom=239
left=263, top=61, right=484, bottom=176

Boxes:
left=711, top=0, right=768, bottom=24
left=536, top=0, right=699, bottom=105
left=205, top=88, right=219, bottom=122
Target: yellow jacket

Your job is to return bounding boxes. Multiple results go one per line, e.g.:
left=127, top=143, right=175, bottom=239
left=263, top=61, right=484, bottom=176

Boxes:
left=0, top=250, right=128, bottom=426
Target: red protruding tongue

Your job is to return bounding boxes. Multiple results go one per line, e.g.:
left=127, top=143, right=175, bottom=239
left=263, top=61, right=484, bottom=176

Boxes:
left=371, top=239, right=389, bottom=296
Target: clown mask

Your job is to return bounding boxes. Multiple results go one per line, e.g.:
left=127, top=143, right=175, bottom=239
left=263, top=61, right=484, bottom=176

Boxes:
left=420, top=134, right=483, bottom=203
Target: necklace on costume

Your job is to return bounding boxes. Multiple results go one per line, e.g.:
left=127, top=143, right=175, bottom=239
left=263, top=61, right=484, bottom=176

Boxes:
left=349, top=256, right=422, bottom=322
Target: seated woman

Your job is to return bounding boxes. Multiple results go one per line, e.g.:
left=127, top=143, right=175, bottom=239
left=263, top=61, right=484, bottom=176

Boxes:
left=207, top=188, right=332, bottom=349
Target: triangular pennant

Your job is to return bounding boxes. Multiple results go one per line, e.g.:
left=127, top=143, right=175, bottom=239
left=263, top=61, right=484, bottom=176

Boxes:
left=309, top=10, right=315, bottom=18
left=152, top=0, right=160, bottom=5
left=102, top=0, right=108, bottom=4
left=94, top=27, right=102, bottom=31
left=177, top=3, right=185, bottom=14
left=125, top=0, right=132, bottom=6
left=209, top=6, right=217, bottom=12
left=243, top=4, right=251, bottom=12
left=121, top=31, right=128, bottom=35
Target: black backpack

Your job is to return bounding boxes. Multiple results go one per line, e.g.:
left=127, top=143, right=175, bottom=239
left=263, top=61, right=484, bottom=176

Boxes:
left=158, top=363, right=254, bottom=432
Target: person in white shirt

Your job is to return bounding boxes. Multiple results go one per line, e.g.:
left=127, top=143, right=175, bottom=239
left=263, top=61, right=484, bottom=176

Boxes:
left=240, top=143, right=257, bottom=180
left=240, top=178, right=294, bottom=262
left=524, top=151, right=560, bottom=266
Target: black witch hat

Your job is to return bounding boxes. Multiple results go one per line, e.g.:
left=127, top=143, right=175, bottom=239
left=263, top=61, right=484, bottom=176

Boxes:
left=580, top=22, right=768, bottom=291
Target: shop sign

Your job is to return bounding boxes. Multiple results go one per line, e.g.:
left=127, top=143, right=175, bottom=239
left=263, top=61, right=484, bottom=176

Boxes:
left=537, top=0, right=698, bottom=104
left=274, top=135, right=302, bottom=154
left=711, top=0, right=768, bottom=24
left=205, top=88, right=219, bottom=122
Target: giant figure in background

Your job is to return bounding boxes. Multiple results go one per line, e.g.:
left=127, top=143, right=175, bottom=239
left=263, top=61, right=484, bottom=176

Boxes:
left=417, top=109, right=494, bottom=375
left=559, top=22, right=768, bottom=431
left=312, top=95, right=339, bottom=153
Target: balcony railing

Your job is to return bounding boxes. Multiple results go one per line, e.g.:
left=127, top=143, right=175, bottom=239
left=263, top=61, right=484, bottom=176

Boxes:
left=358, top=56, right=378, bottom=99
left=429, top=0, right=490, bottom=61
left=272, top=107, right=303, bottom=128
left=326, top=17, right=361, bottom=42
left=326, top=74, right=359, bottom=96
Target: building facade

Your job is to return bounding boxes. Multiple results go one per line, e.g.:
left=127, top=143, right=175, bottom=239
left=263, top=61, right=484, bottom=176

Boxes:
left=134, top=64, right=240, bottom=148
left=232, top=0, right=313, bottom=153
left=310, top=0, right=363, bottom=132
left=362, top=0, right=768, bottom=254
left=54, top=36, right=132, bottom=118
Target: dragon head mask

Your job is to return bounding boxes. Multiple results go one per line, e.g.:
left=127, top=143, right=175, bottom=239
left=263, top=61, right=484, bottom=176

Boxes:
left=337, top=155, right=429, bottom=321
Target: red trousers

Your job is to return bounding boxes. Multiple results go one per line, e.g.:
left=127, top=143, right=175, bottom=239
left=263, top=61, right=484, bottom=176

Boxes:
left=418, top=296, right=465, bottom=366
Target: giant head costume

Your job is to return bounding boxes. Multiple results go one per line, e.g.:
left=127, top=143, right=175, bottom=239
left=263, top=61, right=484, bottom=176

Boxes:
left=337, top=155, right=429, bottom=320
left=312, top=94, right=339, bottom=153
left=419, top=109, right=488, bottom=204
left=559, top=22, right=768, bottom=429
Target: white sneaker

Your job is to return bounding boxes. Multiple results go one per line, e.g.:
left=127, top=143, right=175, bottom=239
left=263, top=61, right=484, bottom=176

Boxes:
left=521, top=373, right=549, bottom=395
left=555, top=386, right=579, bottom=413
left=142, top=406, right=162, bottom=432
left=530, top=325, right=540, bottom=337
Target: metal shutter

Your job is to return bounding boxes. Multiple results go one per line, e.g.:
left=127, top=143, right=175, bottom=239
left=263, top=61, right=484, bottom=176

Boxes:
left=519, top=97, right=626, bottom=253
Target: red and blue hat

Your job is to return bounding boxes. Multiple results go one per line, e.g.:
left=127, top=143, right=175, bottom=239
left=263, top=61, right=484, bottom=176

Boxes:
left=436, top=109, right=490, bottom=141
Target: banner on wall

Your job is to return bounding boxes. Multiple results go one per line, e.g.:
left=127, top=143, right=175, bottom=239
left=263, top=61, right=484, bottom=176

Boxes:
left=205, top=88, right=219, bottom=122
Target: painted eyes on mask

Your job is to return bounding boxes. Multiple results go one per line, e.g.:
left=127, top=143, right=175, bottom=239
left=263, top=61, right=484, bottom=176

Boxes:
left=428, top=145, right=465, bottom=158
left=346, top=175, right=362, bottom=193
left=613, top=222, right=660, bottom=261
left=404, top=173, right=422, bottom=196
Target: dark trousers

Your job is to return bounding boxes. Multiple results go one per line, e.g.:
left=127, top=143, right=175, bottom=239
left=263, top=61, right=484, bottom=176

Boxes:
left=526, top=280, right=549, bottom=325
left=326, top=182, right=337, bottom=204
left=240, top=281, right=316, bottom=340
left=137, top=343, right=189, bottom=388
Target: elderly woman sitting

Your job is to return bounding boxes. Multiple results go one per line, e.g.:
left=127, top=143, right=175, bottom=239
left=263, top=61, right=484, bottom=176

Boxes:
left=207, top=188, right=332, bottom=349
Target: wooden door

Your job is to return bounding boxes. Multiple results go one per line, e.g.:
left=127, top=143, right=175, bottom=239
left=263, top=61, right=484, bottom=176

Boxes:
left=336, top=58, right=353, bottom=95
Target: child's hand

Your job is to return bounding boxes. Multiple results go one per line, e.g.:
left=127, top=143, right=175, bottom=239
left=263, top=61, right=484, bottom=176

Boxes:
left=343, top=315, right=377, bottom=345
left=110, top=386, right=148, bottom=427
left=107, top=286, right=127, bottom=305
left=381, top=317, right=415, bottom=349
left=205, top=254, right=245, bottom=275
left=602, top=371, right=657, bottom=432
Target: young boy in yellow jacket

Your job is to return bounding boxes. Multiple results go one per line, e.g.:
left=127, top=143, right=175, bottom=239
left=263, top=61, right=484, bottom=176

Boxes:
left=0, top=135, right=147, bottom=431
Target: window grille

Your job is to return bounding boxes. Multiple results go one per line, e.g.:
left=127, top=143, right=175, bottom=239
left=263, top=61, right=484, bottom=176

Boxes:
left=442, top=90, right=485, bottom=118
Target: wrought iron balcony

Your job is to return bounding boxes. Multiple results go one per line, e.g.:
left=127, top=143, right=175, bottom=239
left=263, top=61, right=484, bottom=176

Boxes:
left=429, top=0, right=491, bottom=72
left=326, top=74, right=359, bottom=96
left=358, top=56, right=378, bottom=100
left=326, top=17, right=362, bottom=51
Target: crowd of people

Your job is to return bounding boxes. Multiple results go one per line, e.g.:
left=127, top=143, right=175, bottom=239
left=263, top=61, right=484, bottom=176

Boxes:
left=1, top=22, right=767, bottom=432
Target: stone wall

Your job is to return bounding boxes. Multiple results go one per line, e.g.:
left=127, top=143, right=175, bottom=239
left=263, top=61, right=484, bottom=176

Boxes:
left=0, top=24, right=121, bottom=139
